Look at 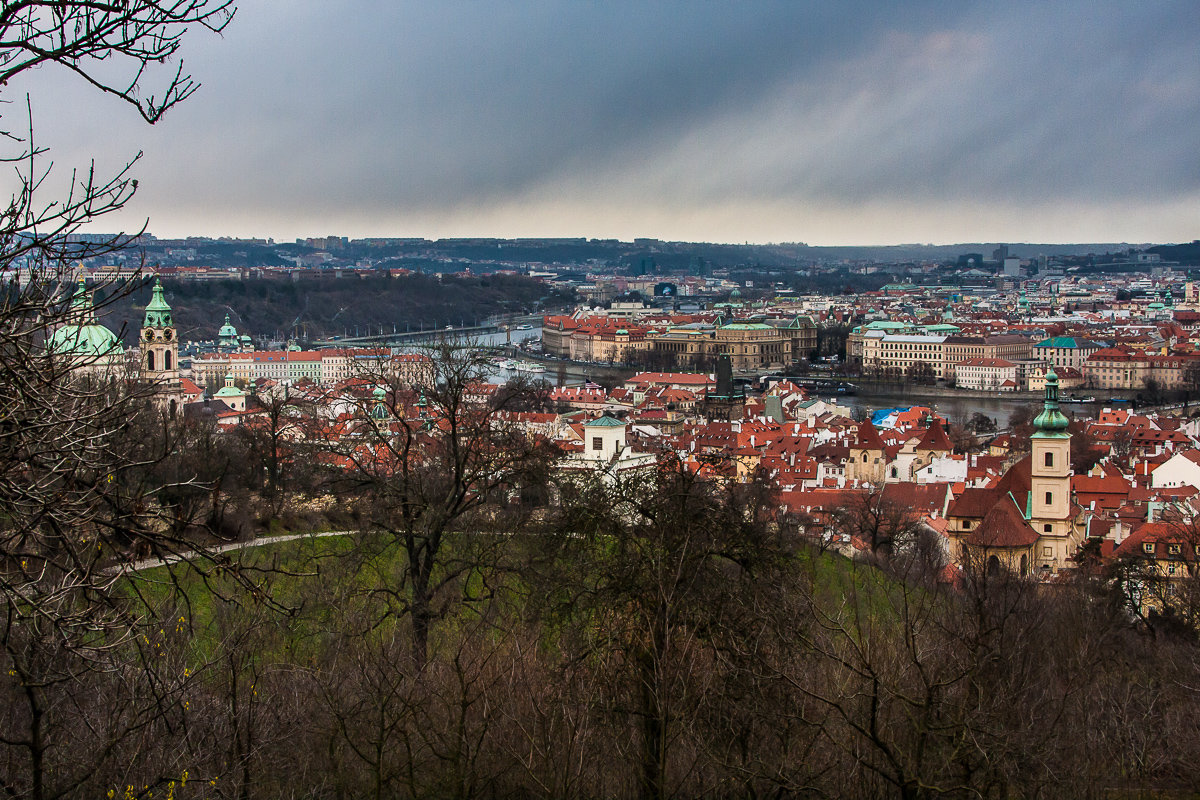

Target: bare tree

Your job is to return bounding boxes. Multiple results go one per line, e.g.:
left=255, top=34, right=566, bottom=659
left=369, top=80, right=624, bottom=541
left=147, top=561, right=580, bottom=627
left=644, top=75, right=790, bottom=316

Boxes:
left=532, top=462, right=807, bottom=799
left=323, top=342, right=556, bottom=668
left=832, top=486, right=924, bottom=559
left=0, top=5, right=245, bottom=796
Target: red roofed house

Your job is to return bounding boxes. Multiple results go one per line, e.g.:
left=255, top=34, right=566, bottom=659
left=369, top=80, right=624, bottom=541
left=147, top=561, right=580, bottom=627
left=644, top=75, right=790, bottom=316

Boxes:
left=953, top=357, right=1019, bottom=391
left=1151, top=450, right=1200, bottom=491
left=847, top=419, right=889, bottom=485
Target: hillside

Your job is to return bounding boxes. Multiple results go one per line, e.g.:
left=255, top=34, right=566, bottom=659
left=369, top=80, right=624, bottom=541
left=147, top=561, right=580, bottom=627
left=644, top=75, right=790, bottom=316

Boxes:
left=94, top=273, right=573, bottom=344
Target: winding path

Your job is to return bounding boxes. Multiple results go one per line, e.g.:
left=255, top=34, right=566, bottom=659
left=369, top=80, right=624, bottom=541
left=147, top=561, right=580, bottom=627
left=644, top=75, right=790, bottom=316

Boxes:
left=111, top=530, right=356, bottom=575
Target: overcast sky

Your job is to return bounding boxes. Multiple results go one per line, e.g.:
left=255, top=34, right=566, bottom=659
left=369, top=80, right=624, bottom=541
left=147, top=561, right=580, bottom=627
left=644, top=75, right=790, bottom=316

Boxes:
left=10, top=1, right=1199, bottom=244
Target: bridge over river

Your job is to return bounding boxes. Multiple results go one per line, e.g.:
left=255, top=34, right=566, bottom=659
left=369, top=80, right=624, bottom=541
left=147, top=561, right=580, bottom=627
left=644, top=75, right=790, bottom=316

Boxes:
left=312, top=315, right=541, bottom=348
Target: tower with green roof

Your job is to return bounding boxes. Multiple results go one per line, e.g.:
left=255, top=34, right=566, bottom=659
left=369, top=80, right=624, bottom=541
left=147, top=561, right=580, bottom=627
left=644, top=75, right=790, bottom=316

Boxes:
left=1029, top=368, right=1075, bottom=571
left=217, top=313, right=240, bottom=350
left=139, top=278, right=183, bottom=415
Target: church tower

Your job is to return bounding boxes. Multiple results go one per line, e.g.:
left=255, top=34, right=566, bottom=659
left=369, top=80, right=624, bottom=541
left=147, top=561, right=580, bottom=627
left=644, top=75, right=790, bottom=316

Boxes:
left=140, top=278, right=183, bottom=415
left=1029, top=368, right=1074, bottom=571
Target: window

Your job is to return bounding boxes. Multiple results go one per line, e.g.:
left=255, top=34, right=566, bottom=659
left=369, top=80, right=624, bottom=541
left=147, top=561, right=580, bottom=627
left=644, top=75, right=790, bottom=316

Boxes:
left=1144, top=542, right=1156, bottom=555
left=1044, top=524, right=1052, bottom=533
left=1045, top=491, right=1053, bottom=505
left=1043, top=546, right=1053, bottom=558
left=1044, top=452, right=1053, bottom=468
left=963, top=521, right=972, bottom=530
left=592, top=437, right=603, bottom=451
left=1168, top=544, right=1181, bottom=556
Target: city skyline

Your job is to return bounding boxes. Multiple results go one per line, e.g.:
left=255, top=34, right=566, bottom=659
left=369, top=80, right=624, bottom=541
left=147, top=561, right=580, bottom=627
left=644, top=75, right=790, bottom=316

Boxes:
left=10, top=0, right=1199, bottom=245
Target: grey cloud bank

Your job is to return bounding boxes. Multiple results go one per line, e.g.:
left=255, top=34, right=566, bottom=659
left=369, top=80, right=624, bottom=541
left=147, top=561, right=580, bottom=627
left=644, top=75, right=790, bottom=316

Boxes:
left=12, top=0, right=1200, bottom=244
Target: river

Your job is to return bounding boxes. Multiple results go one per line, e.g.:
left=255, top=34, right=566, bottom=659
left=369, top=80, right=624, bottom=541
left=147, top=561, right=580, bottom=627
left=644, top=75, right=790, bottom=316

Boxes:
left=466, top=331, right=1122, bottom=424
left=829, top=389, right=1115, bottom=427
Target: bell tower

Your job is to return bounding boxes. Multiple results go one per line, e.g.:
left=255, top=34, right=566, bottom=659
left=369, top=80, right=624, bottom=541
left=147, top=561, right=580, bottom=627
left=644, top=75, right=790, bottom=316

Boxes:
left=1029, top=368, right=1074, bottom=571
left=140, top=278, right=183, bottom=415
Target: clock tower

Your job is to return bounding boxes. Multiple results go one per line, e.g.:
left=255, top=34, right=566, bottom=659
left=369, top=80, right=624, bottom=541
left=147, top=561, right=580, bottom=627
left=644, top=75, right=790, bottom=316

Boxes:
left=1029, top=368, right=1075, bottom=571
left=140, top=278, right=183, bottom=416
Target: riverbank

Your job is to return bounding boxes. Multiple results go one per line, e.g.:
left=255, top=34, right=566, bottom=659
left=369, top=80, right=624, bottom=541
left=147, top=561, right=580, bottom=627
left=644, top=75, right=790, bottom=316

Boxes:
left=845, top=379, right=1141, bottom=402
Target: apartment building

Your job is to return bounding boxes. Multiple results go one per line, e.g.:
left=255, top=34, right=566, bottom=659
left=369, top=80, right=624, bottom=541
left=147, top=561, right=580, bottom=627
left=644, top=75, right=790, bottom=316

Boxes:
left=954, top=357, right=1019, bottom=391
left=943, top=335, right=1033, bottom=380
left=188, top=348, right=427, bottom=390
left=1033, top=337, right=1103, bottom=370
left=859, top=332, right=948, bottom=379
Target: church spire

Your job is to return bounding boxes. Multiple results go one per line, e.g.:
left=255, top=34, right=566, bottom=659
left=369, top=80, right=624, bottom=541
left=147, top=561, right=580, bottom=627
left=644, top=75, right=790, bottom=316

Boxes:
left=143, top=278, right=173, bottom=328
left=1033, top=368, right=1069, bottom=433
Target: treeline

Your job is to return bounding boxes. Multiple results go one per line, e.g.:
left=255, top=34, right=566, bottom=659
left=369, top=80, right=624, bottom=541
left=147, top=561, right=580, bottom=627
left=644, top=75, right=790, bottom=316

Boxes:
left=96, top=273, right=574, bottom=343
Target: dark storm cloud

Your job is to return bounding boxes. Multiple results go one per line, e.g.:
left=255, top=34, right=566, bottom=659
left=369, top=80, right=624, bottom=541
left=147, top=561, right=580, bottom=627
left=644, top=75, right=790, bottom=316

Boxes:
left=9, top=0, right=1199, bottom=241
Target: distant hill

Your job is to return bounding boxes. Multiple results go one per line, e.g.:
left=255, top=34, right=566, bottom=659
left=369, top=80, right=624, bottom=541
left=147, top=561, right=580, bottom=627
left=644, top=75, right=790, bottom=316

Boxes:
left=1147, top=241, right=1200, bottom=265
left=96, top=273, right=573, bottom=345
left=790, top=243, right=1148, bottom=261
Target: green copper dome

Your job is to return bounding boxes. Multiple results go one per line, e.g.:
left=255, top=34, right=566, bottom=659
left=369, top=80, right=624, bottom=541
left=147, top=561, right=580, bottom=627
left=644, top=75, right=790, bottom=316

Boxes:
left=143, top=278, right=173, bottom=328
left=214, top=373, right=244, bottom=398
left=218, top=314, right=239, bottom=339
left=48, top=322, right=120, bottom=357
left=49, top=278, right=121, bottom=358
left=1033, top=368, right=1069, bottom=433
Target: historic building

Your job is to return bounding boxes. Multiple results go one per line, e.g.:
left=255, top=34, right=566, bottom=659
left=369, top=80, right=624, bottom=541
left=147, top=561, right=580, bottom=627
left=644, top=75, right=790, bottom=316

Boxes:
left=1032, top=336, right=1102, bottom=371
left=216, top=313, right=253, bottom=352
left=859, top=332, right=947, bottom=379
left=942, top=335, right=1033, bottom=380
left=139, top=278, right=184, bottom=415
left=47, top=277, right=124, bottom=377
left=1081, top=347, right=1196, bottom=391
left=953, top=357, right=1020, bottom=391
left=948, top=370, right=1081, bottom=575
left=649, top=318, right=814, bottom=372
left=1028, top=370, right=1078, bottom=571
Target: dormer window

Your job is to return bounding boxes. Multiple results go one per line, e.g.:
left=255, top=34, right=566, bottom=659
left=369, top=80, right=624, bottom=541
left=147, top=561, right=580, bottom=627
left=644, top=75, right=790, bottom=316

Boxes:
left=1143, top=542, right=1156, bottom=555
left=1168, top=544, right=1181, bottom=556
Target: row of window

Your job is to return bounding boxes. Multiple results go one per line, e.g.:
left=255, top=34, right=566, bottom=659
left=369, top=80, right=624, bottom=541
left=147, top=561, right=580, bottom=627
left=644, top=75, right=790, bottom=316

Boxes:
left=1143, top=542, right=1200, bottom=557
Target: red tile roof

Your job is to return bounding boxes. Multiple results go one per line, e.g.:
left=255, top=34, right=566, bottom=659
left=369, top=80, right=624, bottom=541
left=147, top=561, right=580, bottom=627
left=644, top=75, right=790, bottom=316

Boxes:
left=965, top=495, right=1039, bottom=548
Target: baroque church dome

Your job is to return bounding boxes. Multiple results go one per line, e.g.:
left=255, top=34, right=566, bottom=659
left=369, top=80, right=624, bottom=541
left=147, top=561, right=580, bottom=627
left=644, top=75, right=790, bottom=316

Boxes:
left=48, top=278, right=121, bottom=362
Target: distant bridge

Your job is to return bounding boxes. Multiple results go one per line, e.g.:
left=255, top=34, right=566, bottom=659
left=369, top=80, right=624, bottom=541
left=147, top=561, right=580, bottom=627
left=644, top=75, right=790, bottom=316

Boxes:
left=312, top=315, right=540, bottom=348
